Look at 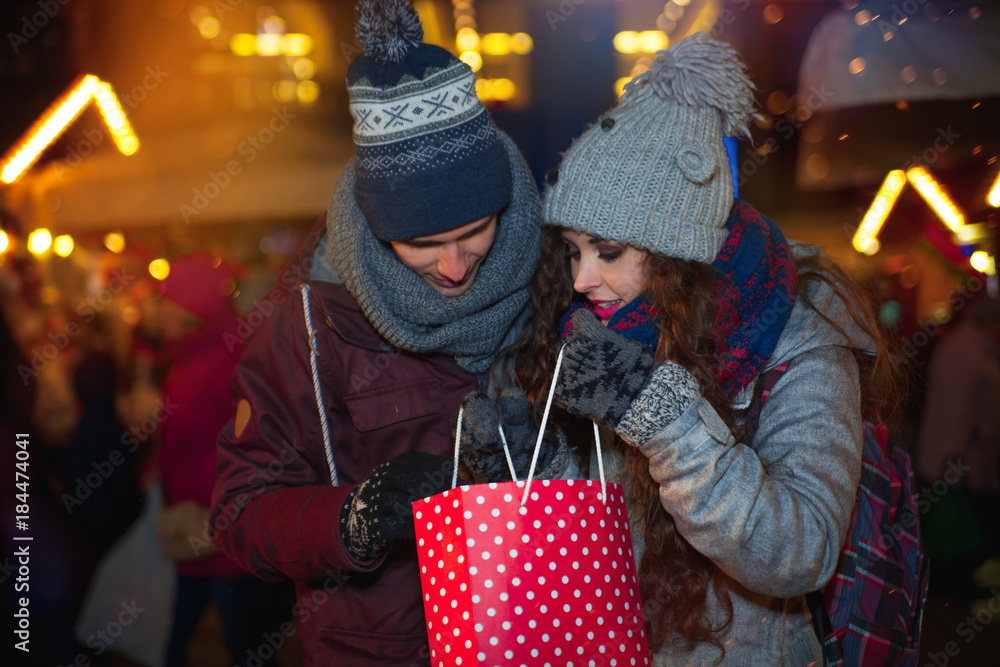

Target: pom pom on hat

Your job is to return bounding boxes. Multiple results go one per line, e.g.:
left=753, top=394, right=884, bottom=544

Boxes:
left=542, top=33, right=758, bottom=263
left=622, top=32, right=755, bottom=139
left=356, top=0, right=423, bottom=63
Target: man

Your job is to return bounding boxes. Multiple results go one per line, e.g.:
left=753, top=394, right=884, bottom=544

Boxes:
left=210, top=1, right=549, bottom=664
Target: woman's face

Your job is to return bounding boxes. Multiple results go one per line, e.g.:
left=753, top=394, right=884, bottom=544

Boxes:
left=560, top=228, right=648, bottom=325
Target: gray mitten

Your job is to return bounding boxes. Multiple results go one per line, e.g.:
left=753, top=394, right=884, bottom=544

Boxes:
left=457, top=388, right=565, bottom=481
left=553, top=309, right=658, bottom=427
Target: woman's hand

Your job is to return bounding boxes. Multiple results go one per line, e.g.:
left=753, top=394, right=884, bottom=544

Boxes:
left=553, top=309, right=658, bottom=428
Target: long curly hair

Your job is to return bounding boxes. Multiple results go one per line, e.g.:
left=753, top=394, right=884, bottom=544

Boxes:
left=514, top=226, right=902, bottom=656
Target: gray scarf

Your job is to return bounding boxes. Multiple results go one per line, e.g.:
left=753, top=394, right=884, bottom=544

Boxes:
left=326, top=131, right=541, bottom=373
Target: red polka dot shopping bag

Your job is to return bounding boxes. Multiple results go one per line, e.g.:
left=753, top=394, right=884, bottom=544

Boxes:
left=413, top=347, right=650, bottom=667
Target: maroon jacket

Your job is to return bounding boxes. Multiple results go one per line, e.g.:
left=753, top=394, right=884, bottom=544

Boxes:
left=211, top=220, right=488, bottom=666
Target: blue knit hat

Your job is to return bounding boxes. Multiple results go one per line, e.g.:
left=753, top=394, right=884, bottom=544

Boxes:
left=348, top=0, right=511, bottom=242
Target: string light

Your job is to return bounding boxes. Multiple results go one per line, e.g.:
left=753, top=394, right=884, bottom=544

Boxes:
left=906, top=166, right=965, bottom=232
left=1, top=75, right=139, bottom=184
left=853, top=170, right=906, bottom=255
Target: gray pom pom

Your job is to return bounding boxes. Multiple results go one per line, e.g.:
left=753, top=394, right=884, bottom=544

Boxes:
left=621, top=32, right=756, bottom=138
left=356, top=0, right=423, bottom=63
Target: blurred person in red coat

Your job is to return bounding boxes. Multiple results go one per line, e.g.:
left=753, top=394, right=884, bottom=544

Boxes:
left=154, top=253, right=290, bottom=667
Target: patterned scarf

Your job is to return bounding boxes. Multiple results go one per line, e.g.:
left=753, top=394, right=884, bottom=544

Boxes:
left=560, top=198, right=798, bottom=399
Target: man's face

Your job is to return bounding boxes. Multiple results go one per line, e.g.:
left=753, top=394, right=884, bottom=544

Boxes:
left=390, top=214, right=498, bottom=297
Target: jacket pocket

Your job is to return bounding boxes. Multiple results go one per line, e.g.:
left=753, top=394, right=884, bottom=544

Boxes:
left=344, top=380, right=442, bottom=433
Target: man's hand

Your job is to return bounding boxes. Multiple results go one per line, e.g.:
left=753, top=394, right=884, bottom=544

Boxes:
left=457, top=388, right=562, bottom=481
left=339, top=451, right=454, bottom=562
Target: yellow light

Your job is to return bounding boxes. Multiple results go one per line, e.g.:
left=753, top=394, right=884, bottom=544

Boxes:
left=480, top=32, right=510, bottom=56
left=273, top=80, right=297, bottom=103
left=263, top=16, right=286, bottom=35
left=104, top=232, right=125, bottom=254
left=686, top=0, right=722, bottom=36
left=456, top=28, right=480, bottom=52
left=53, top=235, right=74, bottom=257
left=849, top=57, right=866, bottom=75
left=614, top=76, right=632, bottom=98
left=1, top=75, right=99, bottom=183
left=149, top=258, right=170, bottom=281
left=93, top=82, right=139, bottom=155
left=511, top=33, right=533, bottom=55
left=231, top=33, right=257, bottom=56
left=28, top=228, right=52, bottom=256
left=638, top=31, right=668, bottom=52
left=853, top=170, right=906, bottom=255
left=257, top=33, right=282, bottom=56
left=282, top=34, right=313, bottom=56
left=0, top=230, right=8, bottom=254
left=971, top=251, right=991, bottom=273
left=460, top=50, right=482, bottom=72
left=296, top=80, right=320, bottom=104
left=613, top=31, right=639, bottom=54
left=475, top=79, right=493, bottom=102
left=198, top=16, right=220, bottom=39
left=988, top=170, right=1000, bottom=207
left=495, top=78, right=515, bottom=101
left=906, top=166, right=965, bottom=231
left=293, top=58, right=316, bottom=79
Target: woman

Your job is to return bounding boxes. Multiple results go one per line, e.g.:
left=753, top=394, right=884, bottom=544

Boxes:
left=515, top=35, right=901, bottom=665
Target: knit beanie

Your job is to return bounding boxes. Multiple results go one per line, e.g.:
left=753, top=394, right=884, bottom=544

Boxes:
left=348, top=0, right=511, bottom=241
left=158, top=253, right=236, bottom=322
left=542, top=33, right=756, bottom=262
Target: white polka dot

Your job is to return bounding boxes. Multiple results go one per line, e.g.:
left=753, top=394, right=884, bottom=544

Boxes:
left=434, top=505, right=441, bottom=514
left=497, top=564, right=506, bottom=573
left=499, top=592, right=508, bottom=601
left=489, top=636, right=498, bottom=645
left=494, top=536, right=503, bottom=545
left=504, top=650, right=513, bottom=659
left=487, top=607, right=495, bottom=616
left=466, top=538, right=475, bottom=548
left=515, top=606, right=524, bottom=615
left=506, top=521, right=515, bottom=530
left=464, top=510, right=473, bottom=519
left=470, top=566, right=477, bottom=575
left=460, top=583, right=467, bottom=592
left=524, top=562, right=532, bottom=571
left=544, top=506, right=553, bottom=514
left=484, top=579, right=493, bottom=588
left=512, top=576, right=521, bottom=586
left=476, top=496, right=485, bottom=504
left=479, top=523, right=488, bottom=532
left=415, top=511, right=423, bottom=520
left=482, top=551, right=490, bottom=560
left=502, top=621, right=511, bottom=631
left=491, top=508, right=500, bottom=517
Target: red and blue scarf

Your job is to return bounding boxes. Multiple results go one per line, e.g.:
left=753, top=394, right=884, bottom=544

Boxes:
left=560, top=198, right=798, bottom=399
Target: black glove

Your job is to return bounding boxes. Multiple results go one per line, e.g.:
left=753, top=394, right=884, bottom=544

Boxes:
left=456, top=388, right=561, bottom=481
left=339, top=451, right=453, bottom=561
left=553, top=309, right=658, bottom=428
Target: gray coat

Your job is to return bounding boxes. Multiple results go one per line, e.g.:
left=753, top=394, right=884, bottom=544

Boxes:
left=592, top=244, right=875, bottom=666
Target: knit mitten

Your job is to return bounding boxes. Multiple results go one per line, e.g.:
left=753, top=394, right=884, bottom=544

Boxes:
left=339, top=451, right=453, bottom=561
left=457, top=388, right=566, bottom=481
left=554, top=309, right=658, bottom=428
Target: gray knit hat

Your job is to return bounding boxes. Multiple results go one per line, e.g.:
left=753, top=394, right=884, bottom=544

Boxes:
left=542, top=33, right=756, bottom=262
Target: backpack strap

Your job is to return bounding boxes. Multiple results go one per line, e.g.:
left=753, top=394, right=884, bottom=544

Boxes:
left=753, top=361, right=843, bottom=666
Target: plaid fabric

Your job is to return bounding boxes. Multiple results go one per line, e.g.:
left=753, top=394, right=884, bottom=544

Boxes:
left=756, top=363, right=929, bottom=666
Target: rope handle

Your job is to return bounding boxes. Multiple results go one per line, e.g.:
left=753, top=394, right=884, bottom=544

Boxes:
left=449, top=343, right=606, bottom=506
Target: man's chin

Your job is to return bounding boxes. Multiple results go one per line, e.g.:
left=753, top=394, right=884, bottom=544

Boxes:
left=425, top=271, right=478, bottom=297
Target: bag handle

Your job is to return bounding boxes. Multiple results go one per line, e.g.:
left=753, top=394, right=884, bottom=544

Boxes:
left=450, top=344, right=607, bottom=506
